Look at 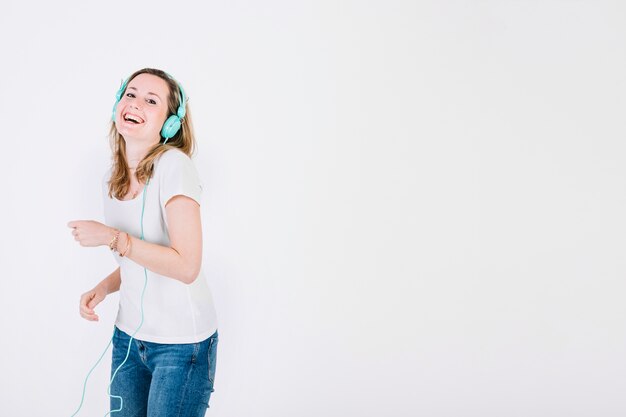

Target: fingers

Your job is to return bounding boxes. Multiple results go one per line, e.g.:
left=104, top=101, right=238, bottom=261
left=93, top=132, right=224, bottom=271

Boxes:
left=79, top=292, right=101, bottom=322
left=68, top=222, right=89, bottom=246
left=68, top=220, right=107, bottom=247
left=80, top=307, right=99, bottom=321
left=68, top=221, right=81, bottom=242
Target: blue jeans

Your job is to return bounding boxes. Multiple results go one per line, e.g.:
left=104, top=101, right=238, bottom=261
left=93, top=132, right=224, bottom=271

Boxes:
left=110, top=326, right=218, bottom=417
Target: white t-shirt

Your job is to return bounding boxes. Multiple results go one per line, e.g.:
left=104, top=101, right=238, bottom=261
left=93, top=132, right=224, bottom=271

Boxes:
left=102, top=149, right=218, bottom=344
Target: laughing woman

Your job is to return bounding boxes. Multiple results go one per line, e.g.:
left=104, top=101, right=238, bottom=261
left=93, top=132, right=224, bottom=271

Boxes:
left=68, top=68, right=218, bottom=416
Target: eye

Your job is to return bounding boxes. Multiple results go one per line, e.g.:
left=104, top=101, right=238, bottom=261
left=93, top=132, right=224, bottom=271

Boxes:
left=147, top=98, right=157, bottom=105
left=125, top=92, right=135, bottom=98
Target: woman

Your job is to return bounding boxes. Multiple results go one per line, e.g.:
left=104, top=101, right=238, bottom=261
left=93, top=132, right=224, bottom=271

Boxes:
left=68, top=68, right=218, bottom=416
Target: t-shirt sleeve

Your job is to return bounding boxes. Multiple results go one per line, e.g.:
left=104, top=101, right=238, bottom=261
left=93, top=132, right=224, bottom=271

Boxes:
left=158, top=150, right=203, bottom=209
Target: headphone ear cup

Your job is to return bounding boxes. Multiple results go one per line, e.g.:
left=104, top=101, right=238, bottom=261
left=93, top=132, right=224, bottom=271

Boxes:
left=161, top=115, right=182, bottom=139
left=111, top=102, right=119, bottom=122
left=112, top=79, right=128, bottom=122
left=111, top=91, right=122, bottom=121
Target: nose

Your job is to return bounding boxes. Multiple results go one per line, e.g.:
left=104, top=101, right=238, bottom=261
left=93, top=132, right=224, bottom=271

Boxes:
left=125, top=94, right=141, bottom=111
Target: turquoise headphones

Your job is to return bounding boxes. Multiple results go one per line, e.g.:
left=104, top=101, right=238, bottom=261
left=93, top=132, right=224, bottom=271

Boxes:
left=111, top=73, right=187, bottom=142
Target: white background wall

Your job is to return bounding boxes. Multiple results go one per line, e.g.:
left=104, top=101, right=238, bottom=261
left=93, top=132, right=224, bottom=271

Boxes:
left=0, top=1, right=625, bottom=416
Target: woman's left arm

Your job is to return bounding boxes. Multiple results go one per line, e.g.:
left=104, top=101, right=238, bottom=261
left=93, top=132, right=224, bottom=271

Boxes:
left=68, top=195, right=202, bottom=284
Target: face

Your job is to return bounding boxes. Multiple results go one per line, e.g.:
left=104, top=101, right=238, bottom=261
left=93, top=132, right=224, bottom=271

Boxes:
left=114, top=73, right=171, bottom=144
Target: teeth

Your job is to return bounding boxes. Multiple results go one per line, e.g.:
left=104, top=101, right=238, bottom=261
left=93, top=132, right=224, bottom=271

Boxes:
left=124, top=113, right=143, bottom=123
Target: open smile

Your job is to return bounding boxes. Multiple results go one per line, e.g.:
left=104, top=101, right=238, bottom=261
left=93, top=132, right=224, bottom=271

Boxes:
left=122, top=112, right=145, bottom=125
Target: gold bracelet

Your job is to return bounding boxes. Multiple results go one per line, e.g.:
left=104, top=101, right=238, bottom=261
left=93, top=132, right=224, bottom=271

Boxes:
left=120, top=233, right=132, bottom=257
left=109, top=229, right=120, bottom=251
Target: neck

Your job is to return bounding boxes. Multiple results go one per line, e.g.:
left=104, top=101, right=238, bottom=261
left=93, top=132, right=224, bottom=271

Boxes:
left=124, top=137, right=159, bottom=169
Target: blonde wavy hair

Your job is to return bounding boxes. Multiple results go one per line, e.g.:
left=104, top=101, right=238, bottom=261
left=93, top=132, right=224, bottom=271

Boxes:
left=107, top=68, right=196, bottom=200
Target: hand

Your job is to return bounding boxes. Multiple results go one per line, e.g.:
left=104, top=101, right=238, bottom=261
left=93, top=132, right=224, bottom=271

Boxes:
left=68, top=220, right=115, bottom=247
left=79, top=286, right=107, bottom=321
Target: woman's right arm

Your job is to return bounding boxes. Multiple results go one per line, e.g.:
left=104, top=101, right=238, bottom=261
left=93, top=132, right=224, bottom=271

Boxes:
left=79, top=267, right=120, bottom=322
